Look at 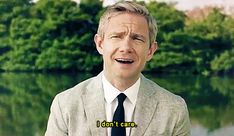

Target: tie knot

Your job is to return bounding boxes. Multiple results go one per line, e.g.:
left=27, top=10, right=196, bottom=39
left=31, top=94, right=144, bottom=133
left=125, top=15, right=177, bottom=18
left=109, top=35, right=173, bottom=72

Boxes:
left=117, top=93, right=126, bottom=104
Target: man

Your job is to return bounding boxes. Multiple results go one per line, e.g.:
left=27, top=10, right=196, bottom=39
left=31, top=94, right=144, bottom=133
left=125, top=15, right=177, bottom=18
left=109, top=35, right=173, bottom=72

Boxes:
left=45, top=1, right=190, bottom=136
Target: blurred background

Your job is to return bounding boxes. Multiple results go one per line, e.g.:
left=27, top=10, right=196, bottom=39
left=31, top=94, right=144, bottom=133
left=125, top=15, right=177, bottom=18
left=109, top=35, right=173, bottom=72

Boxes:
left=0, top=0, right=233, bottom=136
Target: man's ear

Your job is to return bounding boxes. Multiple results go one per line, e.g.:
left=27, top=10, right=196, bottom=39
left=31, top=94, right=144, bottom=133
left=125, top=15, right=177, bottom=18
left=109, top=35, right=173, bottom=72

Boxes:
left=146, top=42, right=158, bottom=61
left=94, top=34, right=104, bottom=55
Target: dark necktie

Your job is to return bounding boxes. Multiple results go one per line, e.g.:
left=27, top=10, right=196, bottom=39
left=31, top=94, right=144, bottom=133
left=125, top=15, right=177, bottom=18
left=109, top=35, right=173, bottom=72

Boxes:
left=111, top=93, right=127, bottom=136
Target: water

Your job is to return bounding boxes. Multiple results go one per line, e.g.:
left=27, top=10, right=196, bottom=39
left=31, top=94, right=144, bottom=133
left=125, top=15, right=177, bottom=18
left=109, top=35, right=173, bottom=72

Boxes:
left=0, top=72, right=233, bottom=136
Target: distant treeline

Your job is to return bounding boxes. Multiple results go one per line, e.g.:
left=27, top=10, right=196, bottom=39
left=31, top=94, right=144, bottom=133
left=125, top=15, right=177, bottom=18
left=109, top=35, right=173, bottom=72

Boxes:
left=0, top=0, right=233, bottom=75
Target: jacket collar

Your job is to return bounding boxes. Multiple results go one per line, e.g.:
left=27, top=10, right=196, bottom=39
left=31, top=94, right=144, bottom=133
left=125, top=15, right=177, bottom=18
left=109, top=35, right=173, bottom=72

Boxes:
left=81, top=72, right=159, bottom=136
left=130, top=74, right=159, bottom=136
left=82, top=72, right=107, bottom=136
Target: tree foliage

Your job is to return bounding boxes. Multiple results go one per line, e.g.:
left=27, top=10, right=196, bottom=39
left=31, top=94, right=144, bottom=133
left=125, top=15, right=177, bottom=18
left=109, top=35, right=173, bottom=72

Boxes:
left=147, top=6, right=234, bottom=75
left=0, top=0, right=233, bottom=74
left=211, top=49, right=234, bottom=73
left=0, top=0, right=103, bottom=72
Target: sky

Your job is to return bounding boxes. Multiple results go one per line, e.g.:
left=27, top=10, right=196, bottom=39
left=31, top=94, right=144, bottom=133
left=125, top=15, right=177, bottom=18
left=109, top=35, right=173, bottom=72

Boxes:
left=102, top=0, right=234, bottom=11
left=160, top=0, right=234, bottom=11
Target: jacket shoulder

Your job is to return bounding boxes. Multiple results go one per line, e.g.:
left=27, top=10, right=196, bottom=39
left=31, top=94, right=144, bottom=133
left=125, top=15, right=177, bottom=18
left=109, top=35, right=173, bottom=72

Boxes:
left=53, top=76, right=97, bottom=109
left=144, top=77, right=187, bottom=107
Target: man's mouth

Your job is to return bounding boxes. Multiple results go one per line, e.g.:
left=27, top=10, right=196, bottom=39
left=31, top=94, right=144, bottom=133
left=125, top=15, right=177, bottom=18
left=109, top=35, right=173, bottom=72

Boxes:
left=115, top=58, right=134, bottom=64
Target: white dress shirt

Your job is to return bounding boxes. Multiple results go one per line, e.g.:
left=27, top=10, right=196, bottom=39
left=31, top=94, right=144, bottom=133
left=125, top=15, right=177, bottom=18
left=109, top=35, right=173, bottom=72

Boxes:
left=102, top=74, right=140, bottom=136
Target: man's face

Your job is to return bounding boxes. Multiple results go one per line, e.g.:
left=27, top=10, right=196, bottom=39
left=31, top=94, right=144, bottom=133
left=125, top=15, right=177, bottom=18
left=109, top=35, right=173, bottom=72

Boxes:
left=95, top=13, right=157, bottom=81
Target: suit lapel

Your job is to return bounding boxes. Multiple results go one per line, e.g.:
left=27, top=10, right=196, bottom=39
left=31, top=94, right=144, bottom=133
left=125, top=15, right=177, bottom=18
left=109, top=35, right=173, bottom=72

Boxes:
left=130, top=75, right=159, bottom=136
left=82, top=73, right=107, bottom=136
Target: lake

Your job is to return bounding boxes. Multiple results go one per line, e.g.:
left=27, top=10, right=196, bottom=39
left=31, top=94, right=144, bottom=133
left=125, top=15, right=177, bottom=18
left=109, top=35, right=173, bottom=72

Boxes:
left=0, top=72, right=233, bottom=136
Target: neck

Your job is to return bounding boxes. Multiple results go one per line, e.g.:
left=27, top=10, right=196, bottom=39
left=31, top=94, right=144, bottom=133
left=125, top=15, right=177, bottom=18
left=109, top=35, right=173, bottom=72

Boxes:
left=103, top=72, right=140, bottom=91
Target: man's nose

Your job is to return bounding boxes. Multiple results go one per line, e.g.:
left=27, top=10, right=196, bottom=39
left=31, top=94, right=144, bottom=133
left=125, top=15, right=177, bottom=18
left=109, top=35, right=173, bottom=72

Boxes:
left=119, top=38, right=133, bottom=53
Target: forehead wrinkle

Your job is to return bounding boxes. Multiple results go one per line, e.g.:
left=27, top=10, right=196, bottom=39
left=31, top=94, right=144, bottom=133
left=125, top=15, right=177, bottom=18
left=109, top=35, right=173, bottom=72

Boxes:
left=121, top=23, right=147, bottom=40
left=105, top=13, right=149, bottom=39
left=120, top=21, right=142, bottom=36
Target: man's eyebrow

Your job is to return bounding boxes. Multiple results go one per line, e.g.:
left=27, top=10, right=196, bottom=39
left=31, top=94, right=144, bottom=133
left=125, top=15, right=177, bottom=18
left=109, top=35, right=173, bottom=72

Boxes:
left=106, top=32, right=126, bottom=38
left=109, top=31, right=125, bottom=35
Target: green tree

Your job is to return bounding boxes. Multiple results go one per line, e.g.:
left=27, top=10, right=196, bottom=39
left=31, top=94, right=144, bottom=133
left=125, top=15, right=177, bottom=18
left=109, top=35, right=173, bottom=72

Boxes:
left=0, top=0, right=32, bottom=69
left=0, top=0, right=233, bottom=74
left=146, top=2, right=190, bottom=73
left=35, top=0, right=103, bottom=71
left=211, top=49, right=234, bottom=73
left=1, top=0, right=103, bottom=72
left=183, top=9, right=234, bottom=74
left=146, top=2, right=186, bottom=42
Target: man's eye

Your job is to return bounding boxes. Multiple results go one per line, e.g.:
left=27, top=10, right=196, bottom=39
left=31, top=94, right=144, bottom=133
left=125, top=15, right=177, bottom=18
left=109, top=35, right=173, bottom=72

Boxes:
left=134, top=37, right=144, bottom=42
left=111, top=35, right=120, bottom=39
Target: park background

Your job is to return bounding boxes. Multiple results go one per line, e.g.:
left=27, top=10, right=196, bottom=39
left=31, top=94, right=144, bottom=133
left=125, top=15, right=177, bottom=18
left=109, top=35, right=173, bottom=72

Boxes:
left=0, top=0, right=233, bottom=136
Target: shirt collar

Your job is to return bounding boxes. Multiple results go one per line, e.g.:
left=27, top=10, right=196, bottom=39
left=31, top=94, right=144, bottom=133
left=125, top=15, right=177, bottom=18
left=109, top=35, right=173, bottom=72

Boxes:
left=102, top=73, right=140, bottom=105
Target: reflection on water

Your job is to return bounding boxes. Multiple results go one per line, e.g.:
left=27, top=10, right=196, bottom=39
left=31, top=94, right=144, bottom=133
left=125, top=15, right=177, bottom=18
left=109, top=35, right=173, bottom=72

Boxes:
left=146, top=74, right=234, bottom=136
left=0, top=72, right=233, bottom=136
left=0, top=72, right=92, bottom=136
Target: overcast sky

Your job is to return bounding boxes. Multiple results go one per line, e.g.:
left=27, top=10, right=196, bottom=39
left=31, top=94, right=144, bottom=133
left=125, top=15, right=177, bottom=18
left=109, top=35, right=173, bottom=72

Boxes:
left=164, top=0, right=234, bottom=10
left=102, top=0, right=234, bottom=10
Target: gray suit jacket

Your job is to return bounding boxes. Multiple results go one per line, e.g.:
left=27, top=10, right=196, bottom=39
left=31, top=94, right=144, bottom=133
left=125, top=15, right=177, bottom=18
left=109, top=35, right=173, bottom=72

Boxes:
left=45, top=72, right=190, bottom=136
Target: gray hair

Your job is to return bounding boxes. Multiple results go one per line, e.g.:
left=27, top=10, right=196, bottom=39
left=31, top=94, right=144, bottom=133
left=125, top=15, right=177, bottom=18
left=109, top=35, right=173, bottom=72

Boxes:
left=97, top=1, right=158, bottom=44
